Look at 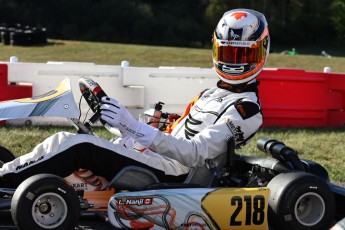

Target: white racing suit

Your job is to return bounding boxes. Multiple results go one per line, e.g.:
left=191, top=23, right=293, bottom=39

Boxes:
left=0, top=82, right=262, bottom=188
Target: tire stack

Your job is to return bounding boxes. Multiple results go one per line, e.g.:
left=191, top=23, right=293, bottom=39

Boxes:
left=0, top=23, right=47, bottom=46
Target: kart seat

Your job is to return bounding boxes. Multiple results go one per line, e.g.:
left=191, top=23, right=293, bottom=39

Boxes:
left=108, top=152, right=227, bottom=191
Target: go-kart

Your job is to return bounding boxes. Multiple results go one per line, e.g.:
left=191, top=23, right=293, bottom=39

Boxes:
left=0, top=77, right=344, bottom=230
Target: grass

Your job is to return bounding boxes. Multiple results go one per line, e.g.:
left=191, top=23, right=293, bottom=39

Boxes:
left=0, top=39, right=344, bottom=183
left=1, top=40, right=345, bottom=72
left=239, top=127, right=345, bottom=183
left=0, top=126, right=113, bottom=157
left=1, top=125, right=344, bottom=183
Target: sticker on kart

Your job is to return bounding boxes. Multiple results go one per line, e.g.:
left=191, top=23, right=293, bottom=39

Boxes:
left=0, top=79, right=79, bottom=120
left=202, top=187, right=269, bottom=230
left=108, top=187, right=269, bottom=230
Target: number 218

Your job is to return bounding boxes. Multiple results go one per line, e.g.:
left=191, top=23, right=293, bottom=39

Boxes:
left=230, top=195, right=265, bottom=226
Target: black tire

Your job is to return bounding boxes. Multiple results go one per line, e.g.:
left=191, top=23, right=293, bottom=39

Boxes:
left=267, top=171, right=335, bottom=230
left=11, top=174, right=80, bottom=230
left=0, top=145, right=15, bottom=167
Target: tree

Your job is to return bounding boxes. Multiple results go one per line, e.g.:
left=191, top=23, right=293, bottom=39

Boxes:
left=330, top=0, right=345, bottom=41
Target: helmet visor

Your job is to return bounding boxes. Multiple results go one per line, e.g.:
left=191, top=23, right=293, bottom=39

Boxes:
left=212, top=38, right=268, bottom=64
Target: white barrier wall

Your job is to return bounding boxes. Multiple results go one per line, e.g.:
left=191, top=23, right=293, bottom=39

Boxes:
left=2, top=59, right=218, bottom=125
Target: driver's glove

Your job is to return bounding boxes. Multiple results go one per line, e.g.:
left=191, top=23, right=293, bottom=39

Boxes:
left=100, top=97, right=159, bottom=148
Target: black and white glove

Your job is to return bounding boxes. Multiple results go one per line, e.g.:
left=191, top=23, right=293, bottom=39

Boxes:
left=100, top=97, right=158, bottom=148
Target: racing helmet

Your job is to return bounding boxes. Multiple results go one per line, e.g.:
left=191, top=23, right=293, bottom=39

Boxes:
left=212, top=9, right=270, bottom=85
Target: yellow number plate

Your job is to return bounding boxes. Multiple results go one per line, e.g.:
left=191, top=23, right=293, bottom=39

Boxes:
left=201, top=187, right=269, bottom=230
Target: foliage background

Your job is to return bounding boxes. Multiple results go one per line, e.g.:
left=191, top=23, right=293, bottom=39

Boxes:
left=0, top=0, right=344, bottom=53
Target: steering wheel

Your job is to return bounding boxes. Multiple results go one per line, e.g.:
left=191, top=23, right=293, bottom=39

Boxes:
left=79, top=77, right=107, bottom=126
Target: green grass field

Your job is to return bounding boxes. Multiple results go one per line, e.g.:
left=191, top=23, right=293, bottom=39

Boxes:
left=0, top=40, right=344, bottom=183
left=0, top=40, right=345, bottom=72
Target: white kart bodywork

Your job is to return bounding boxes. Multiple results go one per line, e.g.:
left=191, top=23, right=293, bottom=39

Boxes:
left=0, top=79, right=79, bottom=122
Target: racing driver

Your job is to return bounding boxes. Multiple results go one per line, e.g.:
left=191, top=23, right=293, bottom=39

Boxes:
left=0, top=8, right=270, bottom=188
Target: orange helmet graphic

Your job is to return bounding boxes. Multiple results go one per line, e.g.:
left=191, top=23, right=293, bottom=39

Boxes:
left=212, top=9, right=270, bottom=84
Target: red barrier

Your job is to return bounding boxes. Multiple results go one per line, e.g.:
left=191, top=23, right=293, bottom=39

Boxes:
left=0, top=63, right=344, bottom=128
left=0, top=64, right=32, bottom=124
left=258, top=68, right=345, bottom=127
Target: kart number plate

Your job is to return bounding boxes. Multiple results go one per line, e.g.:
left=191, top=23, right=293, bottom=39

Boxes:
left=201, top=187, right=269, bottom=230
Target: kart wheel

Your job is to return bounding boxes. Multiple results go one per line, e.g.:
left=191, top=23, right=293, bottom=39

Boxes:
left=0, top=145, right=15, bottom=167
left=11, top=174, right=80, bottom=230
left=267, top=171, right=335, bottom=230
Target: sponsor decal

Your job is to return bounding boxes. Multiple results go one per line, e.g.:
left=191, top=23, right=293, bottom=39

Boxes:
left=26, top=192, right=35, bottom=200
left=72, top=183, right=88, bottom=189
left=230, top=30, right=240, bottom=40
left=120, top=122, right=144, bottom=138
left=82, top=77, right=96, bottom=87
left=219, top=40, right=255, bottom=47
left=16, top=156, right=44, bottom=171
left=226, top=120, right=244, bottom=142
left=284, top=214, right=292, bottom=221
left=58, top=187, right=67, bottom=193
left=117, top=197, right=153, bottom=206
